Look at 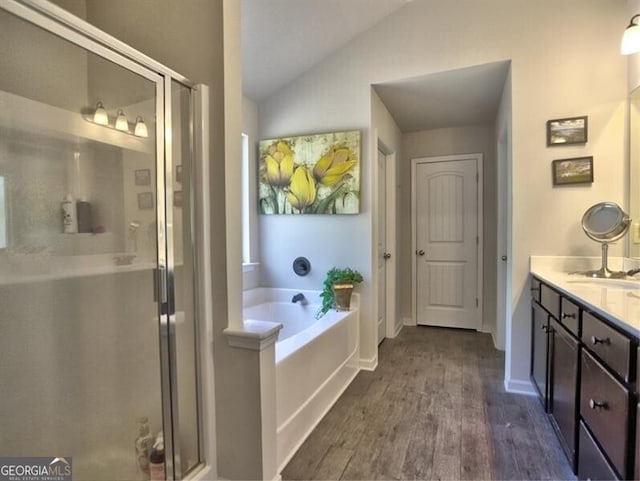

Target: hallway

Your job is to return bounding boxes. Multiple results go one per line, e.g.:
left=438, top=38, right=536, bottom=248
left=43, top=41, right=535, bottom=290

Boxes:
left=282, top=326, right=575, bottom=480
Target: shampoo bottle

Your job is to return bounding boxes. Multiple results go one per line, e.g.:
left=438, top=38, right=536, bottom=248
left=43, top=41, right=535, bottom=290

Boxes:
left=76, top=198, right=92, bottom=233
left=61, top=194, right=77, bottom=233
left=149, top=432, right=165, bottom=481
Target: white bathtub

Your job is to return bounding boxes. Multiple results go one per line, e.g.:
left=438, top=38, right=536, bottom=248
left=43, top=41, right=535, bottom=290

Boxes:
left=243, top=288, right=360, bottom=471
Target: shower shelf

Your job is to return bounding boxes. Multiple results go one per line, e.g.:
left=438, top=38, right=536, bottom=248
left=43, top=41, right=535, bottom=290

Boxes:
left=0, top=254, right=157, bottom=286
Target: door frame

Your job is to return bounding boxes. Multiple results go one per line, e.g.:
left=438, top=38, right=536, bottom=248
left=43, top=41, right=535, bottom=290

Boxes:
left=372, top=131, right=398, bottom=343
left=410, top=153, right=483, bottom=330
left=496, top=127, right=510, bottom=350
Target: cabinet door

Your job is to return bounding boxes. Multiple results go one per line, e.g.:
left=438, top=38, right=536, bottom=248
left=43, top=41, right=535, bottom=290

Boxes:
left=635, top=403, right=640, bottom=481
left=532, top=301, right=550, bottom=411
left=581, top=350, right=630, bottom=478
left=549, top=318, right=579, bottom=471
left=578, top=421, right=620, bottom=481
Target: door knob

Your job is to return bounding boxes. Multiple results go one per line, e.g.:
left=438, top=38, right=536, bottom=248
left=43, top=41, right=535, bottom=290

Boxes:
left=501, top=256, right=507, bottom=261
left=416, top=250, right=425, bottom=256
left=383, top=253, right=391, bottom=260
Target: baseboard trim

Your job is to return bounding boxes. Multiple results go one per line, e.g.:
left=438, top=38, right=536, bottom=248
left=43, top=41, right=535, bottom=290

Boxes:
left=359, top=356, right=378, bottom=371
left=402, top=317, right=414, bottom=326
left=504, top=378, right=536, bottom=396
left=393, top=321, right=403, bottom=338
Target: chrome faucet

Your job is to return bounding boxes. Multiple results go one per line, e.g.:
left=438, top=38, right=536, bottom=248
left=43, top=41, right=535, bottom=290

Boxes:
left=291, top=293, right=305, bottom=303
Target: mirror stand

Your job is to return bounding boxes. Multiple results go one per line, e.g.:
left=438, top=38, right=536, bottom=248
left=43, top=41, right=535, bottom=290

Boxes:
left=584, top=242, right=626, bottom=278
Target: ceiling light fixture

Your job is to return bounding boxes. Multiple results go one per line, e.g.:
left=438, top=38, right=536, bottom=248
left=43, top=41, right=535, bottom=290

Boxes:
left=622, top=14, right=640, bottom=55
left=115, top=109, right=129, bottom=132
left=92, top=101, right=109, bottom=125
left=134, top=116, right=148, bottom=138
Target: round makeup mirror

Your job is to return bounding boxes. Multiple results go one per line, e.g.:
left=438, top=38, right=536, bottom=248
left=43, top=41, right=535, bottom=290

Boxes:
left=581, top=202, right=631, bottom=278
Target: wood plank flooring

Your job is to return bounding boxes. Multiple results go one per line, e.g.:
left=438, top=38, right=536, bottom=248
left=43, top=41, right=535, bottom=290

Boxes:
left=282, top=326, right=576, bottom=481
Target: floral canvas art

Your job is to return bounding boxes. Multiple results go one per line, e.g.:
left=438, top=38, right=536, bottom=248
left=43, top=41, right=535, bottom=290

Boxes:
left=258, top=130, right=360, bottom=215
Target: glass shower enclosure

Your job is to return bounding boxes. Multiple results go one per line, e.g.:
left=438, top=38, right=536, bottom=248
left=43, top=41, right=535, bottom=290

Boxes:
left=0, top=1, right=202, bottom=480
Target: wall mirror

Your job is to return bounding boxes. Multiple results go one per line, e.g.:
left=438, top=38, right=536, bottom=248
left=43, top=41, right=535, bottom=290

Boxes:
left=629, top=86, right=640, bottom=258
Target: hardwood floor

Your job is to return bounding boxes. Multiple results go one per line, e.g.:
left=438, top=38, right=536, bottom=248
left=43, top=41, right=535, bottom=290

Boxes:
left=282, top=326, right=576, bottom=481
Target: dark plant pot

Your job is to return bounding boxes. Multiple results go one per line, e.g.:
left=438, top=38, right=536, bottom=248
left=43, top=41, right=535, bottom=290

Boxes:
left=332, top=282, right=353, bottom=311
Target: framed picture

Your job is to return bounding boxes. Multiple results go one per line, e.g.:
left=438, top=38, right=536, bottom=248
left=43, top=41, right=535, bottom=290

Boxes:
left=176, top=165, right=182, bottom=184
left=134, top=169, right=151, bottom=186
left=137, top=192, right=154, bottom=210
left=173, top=190, right=183, bottom=208
left=552, top=156, right=594, bottom=185
left=258, top=130, right=361, bottom=215
left=546, top=116, right=588, bottom=146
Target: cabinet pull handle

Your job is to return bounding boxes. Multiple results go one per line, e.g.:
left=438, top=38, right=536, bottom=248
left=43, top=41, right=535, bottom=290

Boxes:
left=562, top=312, right=576, bottom=319
left=589, top=399, right=608, bottom=410
left=591, top=336, right=611, bottom=346
left=541, top=325, right=549, bottom=333
left=531, top=287, right=540, bottom=292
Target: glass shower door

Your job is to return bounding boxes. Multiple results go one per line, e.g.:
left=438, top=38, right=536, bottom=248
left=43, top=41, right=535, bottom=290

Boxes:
left=0, top=5, right=192, bottom=480
left=168, top=80, right=201, bottom=478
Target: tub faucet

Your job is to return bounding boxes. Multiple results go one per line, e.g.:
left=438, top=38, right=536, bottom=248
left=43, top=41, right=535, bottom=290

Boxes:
left=292, top=293, right=306, bottom=303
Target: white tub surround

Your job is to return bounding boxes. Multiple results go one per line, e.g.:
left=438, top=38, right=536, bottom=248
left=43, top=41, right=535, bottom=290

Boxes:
left=530, top=256, right=640, bottom=336
left=224, top=320, right=283, bottom=350
left=222, top=321, right=283, bottom=481
left=243, top=287, right=360, bottom=474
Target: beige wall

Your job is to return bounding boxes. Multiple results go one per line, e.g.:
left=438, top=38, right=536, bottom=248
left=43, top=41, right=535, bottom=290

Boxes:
left=0, top=0, right=87, bottom=112
left=629, top=0, right=640, bottom=90
left=402, top=123, right=497, bottom=337
left=258, top=0, right=628, bottom=387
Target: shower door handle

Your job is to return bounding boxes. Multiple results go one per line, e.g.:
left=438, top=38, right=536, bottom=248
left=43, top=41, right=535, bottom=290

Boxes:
left=153, top=266, right=168, bottom=308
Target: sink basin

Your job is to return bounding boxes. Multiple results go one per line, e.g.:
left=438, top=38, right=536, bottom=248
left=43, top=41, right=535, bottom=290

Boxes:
left=566, top=277, right=640, bottom=289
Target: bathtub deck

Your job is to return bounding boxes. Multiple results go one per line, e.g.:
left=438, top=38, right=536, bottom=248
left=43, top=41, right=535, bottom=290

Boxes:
left=281, top=326, right=575, bottom=481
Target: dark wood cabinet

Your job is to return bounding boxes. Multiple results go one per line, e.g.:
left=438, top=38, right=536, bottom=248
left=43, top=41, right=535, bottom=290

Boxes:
left=560, top=297, right=580, bottom=336
left=549, top=318, right=579, bottom=470
left=578, top=421, right=620, bottom=481
left=531, top=275, right=638, bottom=480
left=581, top=349, right=630, bottom=477
left=635, top=403, right=639, bottom=481
left=582, top=311, right=632, bottom=382
left=531, top=300, right=550, bottom=411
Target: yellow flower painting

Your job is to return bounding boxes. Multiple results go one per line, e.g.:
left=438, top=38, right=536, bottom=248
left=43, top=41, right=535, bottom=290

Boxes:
left=258, top=130, right=360, bottom=214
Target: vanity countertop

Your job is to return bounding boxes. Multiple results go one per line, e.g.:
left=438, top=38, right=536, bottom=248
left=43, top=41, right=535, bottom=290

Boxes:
left=531, top=256, right=640, bottom=338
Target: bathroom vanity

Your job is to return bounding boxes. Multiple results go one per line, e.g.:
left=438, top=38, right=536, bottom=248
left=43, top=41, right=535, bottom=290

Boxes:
left=530, top=258, right=640, bottom=480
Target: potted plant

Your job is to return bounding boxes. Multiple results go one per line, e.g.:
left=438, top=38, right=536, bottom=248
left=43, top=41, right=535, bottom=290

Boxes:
left=316, top=267, right=363, bottom=319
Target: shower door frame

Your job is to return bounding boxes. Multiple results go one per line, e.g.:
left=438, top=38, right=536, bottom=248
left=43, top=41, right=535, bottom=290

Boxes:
left=0, top=1, right=205, bottom=479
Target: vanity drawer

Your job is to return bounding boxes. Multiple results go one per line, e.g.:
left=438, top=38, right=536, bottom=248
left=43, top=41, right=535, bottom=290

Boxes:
left=560, top=297, right=580, bottom=336
left=531, top=277, right=541, bottom=302
left=581, top=349, right=630, bottom=477
left=582, top=311, right=631, bottom=382
left=540, top=283, right=560, bottom=319
left=578, top=421, right=620, bottom=481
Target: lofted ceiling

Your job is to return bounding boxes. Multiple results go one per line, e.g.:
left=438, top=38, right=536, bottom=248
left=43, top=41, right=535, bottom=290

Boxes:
left=241, top=2, right=510, bottom=132
left=374, top=61, right=511, bottom=132
left=241, top=0, right=410, bottom=101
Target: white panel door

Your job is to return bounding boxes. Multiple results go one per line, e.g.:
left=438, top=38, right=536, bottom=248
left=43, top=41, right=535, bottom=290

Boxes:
left=377, top=149, right=387, bottom=344
left=415, top=158, right=478, bottom=329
